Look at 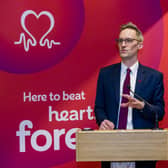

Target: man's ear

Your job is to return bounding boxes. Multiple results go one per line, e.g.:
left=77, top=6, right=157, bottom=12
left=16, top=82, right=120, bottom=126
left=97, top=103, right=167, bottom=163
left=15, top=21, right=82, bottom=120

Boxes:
left=138, top=42, right=143, bottom=50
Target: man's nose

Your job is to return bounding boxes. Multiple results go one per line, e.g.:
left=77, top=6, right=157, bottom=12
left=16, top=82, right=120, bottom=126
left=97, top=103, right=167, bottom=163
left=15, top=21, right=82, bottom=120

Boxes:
left=120, top=41, right=127, bottom=47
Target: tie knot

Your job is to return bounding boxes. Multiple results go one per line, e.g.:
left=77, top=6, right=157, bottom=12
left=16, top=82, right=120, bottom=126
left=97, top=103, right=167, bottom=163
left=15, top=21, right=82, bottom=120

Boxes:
left=127, top=68, right=131, bottom=74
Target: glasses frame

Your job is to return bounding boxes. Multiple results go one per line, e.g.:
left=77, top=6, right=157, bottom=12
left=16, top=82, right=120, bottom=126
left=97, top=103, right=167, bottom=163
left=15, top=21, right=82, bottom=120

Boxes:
left=115, top=38, right=140, bottom=45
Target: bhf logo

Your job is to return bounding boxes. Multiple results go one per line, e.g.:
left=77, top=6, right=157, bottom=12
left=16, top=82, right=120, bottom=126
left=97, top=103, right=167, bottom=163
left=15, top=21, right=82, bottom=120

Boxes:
left=14, top=10, right=61, bottom=52
left=0, top=1, right=84, bottom=73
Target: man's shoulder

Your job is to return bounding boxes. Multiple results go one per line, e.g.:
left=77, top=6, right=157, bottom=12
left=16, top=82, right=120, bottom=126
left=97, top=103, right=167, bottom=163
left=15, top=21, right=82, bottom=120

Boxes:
left=140, top=64, right=163, bottom=76
left=100, top=63, right=120, bottom=73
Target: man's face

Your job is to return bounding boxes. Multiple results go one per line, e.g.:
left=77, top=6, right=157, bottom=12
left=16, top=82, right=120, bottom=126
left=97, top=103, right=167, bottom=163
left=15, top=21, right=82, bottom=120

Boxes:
left=118, top=28, right=142, bottom=60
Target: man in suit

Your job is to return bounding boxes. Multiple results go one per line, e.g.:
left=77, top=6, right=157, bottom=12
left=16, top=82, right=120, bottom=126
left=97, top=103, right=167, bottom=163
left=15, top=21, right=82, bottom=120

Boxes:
left=94, top=22, right=165, bottom=168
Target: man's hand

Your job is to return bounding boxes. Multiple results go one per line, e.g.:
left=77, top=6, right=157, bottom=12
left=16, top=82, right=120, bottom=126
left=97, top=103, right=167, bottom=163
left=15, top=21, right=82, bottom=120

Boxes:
left=99, top=119, right=115, bottom=130
left=121, top=94, right=145, bottom=110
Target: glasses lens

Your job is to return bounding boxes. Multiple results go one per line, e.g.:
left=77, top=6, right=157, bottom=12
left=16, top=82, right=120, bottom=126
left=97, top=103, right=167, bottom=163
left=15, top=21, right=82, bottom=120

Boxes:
left=126, top=38, right=134, bottom=43
left=116, top=38, right=137, bottom=44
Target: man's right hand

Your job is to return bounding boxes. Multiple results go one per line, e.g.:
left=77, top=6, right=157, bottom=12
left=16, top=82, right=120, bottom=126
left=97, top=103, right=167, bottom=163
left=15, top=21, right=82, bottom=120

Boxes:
left=99, top=119, right=115, bottom=130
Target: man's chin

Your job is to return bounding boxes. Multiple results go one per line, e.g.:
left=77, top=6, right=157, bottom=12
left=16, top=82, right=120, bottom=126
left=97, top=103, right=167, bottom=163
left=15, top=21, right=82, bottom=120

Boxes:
left=120, top=54, right=128, bottom=58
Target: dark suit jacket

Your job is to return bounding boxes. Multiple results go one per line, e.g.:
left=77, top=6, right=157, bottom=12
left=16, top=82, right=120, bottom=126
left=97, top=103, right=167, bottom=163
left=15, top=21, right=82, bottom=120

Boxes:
left=94, top=63, right=165, bottom=129
left=94, top=63, right=165, bottom=168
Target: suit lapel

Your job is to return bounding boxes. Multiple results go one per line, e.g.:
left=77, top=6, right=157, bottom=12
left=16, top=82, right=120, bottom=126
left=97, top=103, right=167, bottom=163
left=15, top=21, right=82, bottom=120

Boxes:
left=135, top=64, right=145, bottom=96
left=113, top=63, right=121, bottom=104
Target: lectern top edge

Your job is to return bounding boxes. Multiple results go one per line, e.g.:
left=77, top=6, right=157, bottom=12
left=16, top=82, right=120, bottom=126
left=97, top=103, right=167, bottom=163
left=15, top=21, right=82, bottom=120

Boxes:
left=77, top=129, right=168, bottom=134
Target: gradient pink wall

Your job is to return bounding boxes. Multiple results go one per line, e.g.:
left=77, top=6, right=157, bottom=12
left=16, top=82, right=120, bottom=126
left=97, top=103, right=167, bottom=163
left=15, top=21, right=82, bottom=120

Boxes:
left=0, top=0, right=168, bottom=167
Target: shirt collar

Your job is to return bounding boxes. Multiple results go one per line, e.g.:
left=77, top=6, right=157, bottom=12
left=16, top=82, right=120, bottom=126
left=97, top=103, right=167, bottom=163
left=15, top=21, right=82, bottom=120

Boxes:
left=121, top=61, right=139, bottom=75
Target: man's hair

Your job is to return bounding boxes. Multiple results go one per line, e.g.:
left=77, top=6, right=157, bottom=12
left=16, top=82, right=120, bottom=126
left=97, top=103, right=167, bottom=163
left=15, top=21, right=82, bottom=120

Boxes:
left=120, top=22, right=144, bottom=42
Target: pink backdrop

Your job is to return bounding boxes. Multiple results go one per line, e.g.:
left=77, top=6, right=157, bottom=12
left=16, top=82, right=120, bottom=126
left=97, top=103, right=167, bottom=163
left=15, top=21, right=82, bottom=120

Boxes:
left=0, top=0, right=168, bottom=167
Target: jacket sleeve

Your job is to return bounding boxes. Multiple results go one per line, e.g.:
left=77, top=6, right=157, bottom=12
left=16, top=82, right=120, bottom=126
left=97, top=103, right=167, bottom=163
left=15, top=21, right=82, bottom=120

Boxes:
left=94, top=69, right=108, bottom=126
left=140, top=72, right=165, bottom=121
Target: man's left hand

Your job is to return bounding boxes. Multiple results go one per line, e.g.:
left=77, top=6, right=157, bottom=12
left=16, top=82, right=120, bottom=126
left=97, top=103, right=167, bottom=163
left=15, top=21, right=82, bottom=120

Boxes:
left=121, top=94, right=145, bottom=110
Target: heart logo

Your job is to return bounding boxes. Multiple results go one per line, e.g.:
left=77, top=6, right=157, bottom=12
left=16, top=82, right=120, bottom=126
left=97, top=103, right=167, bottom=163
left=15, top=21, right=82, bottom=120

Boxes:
left=14, top=10, right=61, bottom=52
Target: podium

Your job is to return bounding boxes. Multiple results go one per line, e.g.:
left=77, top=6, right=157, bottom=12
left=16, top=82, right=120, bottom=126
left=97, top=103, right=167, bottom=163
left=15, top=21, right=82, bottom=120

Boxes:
left=76, top=129, right=168, bottom=161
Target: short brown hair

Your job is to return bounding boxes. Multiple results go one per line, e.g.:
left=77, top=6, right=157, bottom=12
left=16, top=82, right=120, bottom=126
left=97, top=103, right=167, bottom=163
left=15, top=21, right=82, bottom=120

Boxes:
left=120, top=22, right=144, bottom=42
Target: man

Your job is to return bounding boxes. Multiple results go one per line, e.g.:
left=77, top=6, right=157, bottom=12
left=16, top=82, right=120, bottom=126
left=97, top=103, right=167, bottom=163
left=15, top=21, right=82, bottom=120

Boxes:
left=94, top=22, right=165, bottom=168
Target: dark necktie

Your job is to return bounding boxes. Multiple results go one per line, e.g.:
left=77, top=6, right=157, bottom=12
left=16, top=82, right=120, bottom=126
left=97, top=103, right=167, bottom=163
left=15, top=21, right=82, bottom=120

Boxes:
left=118, top=68, right=131, bottom=129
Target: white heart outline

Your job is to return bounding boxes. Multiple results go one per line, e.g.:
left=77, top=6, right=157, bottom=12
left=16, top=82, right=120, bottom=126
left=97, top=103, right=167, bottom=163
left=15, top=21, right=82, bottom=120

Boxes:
left=14, top=10, right=61, bottom=52
left=21, top=10, right=54, bottom=46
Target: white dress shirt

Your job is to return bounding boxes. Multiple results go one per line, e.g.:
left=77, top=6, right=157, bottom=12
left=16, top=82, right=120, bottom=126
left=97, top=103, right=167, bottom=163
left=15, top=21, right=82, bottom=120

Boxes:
left=111, top=61, right=139, bottom=168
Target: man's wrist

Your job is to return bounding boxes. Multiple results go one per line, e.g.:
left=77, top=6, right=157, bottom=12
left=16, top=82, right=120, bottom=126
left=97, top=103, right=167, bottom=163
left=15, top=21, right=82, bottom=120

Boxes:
left=140, top=101, right=145, bottom=112
left=141, top=101, right=145, bottom=109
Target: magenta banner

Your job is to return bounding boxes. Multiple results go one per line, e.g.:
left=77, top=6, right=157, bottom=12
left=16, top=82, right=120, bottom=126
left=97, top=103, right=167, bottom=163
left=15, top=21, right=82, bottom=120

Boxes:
left=0, top=0, right=168, bottom=168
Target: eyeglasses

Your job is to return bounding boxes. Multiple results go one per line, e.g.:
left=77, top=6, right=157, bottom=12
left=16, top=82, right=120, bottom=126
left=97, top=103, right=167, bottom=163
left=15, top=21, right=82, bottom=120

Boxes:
left=115, top=38, right=140, bottom=44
